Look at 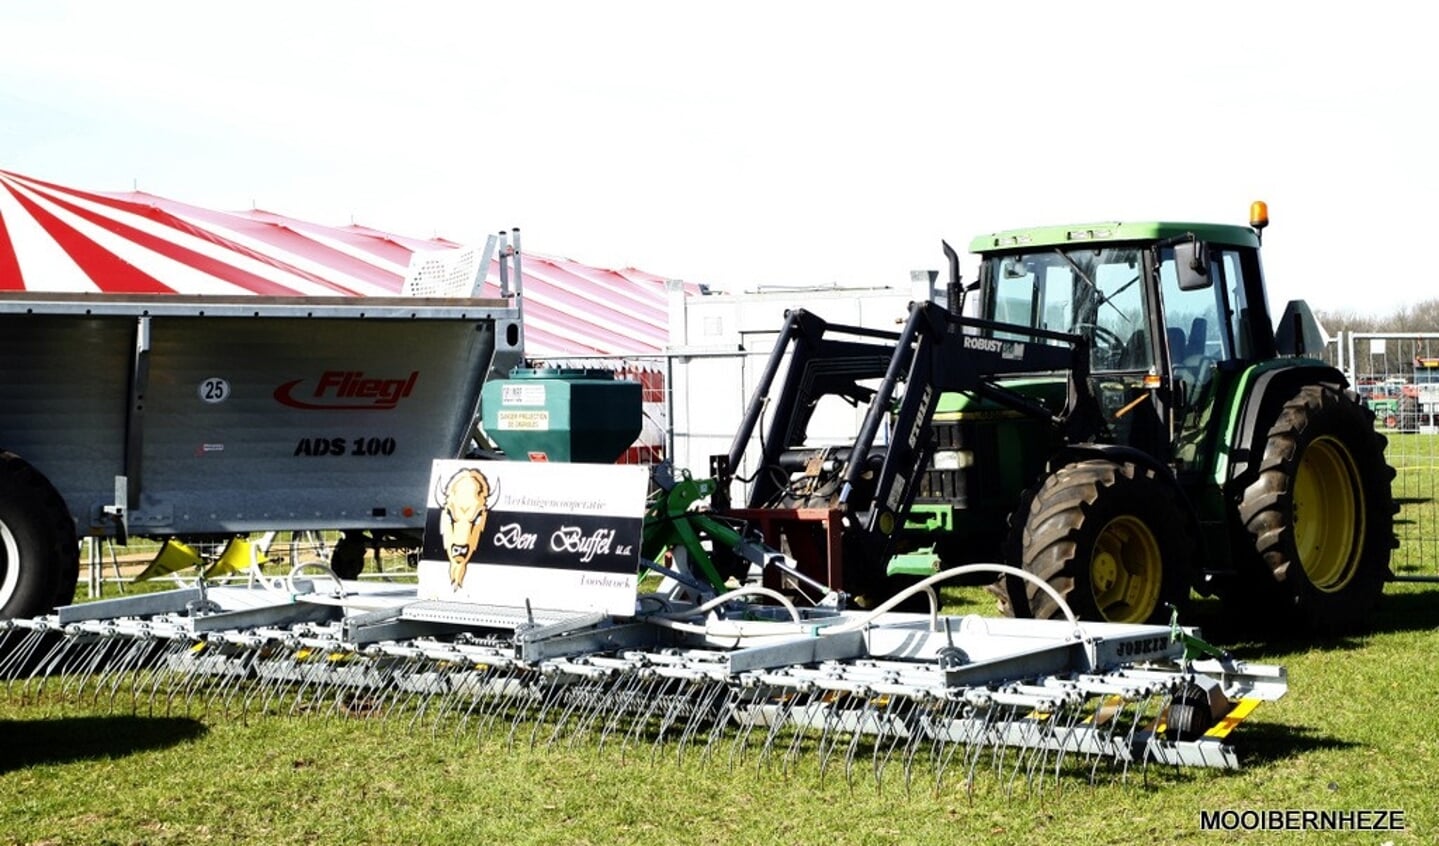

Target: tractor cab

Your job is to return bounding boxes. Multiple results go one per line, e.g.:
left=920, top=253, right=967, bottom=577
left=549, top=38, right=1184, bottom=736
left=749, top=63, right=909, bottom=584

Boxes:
left=970, top=212, right=1276, bottom=475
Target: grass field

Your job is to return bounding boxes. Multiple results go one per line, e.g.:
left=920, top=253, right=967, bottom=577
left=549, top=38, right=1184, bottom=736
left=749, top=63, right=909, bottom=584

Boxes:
left=3, top=579, right=1437, bottom=846
left=4, top=434, right=1437, bottom=845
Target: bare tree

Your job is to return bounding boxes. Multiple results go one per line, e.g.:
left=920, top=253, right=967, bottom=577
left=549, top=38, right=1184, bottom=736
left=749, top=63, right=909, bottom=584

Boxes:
left=1316, top=298, right=1439, bottom=379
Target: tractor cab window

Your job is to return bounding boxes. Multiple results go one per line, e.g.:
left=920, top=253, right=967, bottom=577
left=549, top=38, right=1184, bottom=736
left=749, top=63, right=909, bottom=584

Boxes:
left=1157, top=246, right=1241, bottom=408
left=984, top=247, right=1151, bottom=372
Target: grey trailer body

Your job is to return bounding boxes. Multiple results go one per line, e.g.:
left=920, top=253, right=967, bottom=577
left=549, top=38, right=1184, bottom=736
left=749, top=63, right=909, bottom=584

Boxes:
left=0, top=292, right=523, bottom=618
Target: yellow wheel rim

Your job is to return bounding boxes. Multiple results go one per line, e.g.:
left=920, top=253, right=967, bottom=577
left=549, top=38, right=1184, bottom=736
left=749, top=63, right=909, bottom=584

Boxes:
left=1292, top=435, right=1364, bottom=593
left=1089, top=515, right=1163, bottom=623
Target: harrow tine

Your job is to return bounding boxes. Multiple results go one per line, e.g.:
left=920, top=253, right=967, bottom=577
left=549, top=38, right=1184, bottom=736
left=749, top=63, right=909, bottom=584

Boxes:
left=782, top=690, right=825, bottom=776
left=170, top=649, right=207, bottom=716
left=301, top=652, right=346, bottom=718
left=20, top=629, right=77, bottom=705
left=543, top=669, right=602, bottom=749
left=202, top=643, right=258, bottom=719
left=250, top=645, right=296, bottom=718
left=0, top=625, right=23, bottom=681
left=2, top=627, right=41, bottom=699
left=405, top=658, right=454, bottom=731
left=123, top=636, right=175, bottom=716
left=954, top=701, right=999, bottom=796
left=431, top=663, right=483, bottom=733
left=619, top=672, right=670, bottom=755
left=814, top=691, right=857, bottom=784
left=1004, top=708, right=1049, bottom=798
left=302, top=653, right=342, bottom=718
left=450, top=663, right=492, bottom=736
left=90, top=635, right=150, bottom=711
left=53, top=634, right=108, bottom=699
left=674, top=677, right=727, bottom=764
left=842, top=693, right=887, bottom=788
left=898, top=697, right=934, bottom=796
left=517, top=671, right=571, bottom=750
left=722, top=683, right=765, bottom=771
left=651, top=675, right=706, bottom=757
left=593, top=669, right=641, bottom=747
left=352, top=655, right=406, bottom=722
left=469, top=665, right=531, bottom=745
left=871, top=695, right=917, bottom=790
left=613, top=670, right=657, bottom=754
left=1088, top=698, right=1123, bottom=784
left=564, top=666, right=610, bottom=748
left=373, top=654, right=429, bottom=724
left=317, top=649, right=368, bottom=718
left=749, top=686, right=802, bottom=772
left=697, top=683, right=743, bottom=767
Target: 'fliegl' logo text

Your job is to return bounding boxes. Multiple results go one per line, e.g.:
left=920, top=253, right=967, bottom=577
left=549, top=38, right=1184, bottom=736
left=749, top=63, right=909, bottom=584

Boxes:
left=274, top=370, right=419, bottom=410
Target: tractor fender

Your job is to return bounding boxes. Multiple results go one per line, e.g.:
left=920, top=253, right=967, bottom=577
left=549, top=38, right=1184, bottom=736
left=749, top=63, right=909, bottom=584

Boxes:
left=1225, top=361, right=1348, bottom=485
left=1044, top=443, right=1199, bottom=525
left=1047, top=442, right=1178, bottom=486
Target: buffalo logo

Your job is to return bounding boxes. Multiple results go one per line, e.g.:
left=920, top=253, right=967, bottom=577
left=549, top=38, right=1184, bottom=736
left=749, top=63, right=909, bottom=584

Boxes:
left=436, top=468, right=500, bottom=590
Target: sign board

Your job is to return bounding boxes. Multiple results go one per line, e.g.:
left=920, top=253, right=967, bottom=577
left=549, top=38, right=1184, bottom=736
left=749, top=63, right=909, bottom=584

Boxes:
left=417, top=459, right=647, bottom=616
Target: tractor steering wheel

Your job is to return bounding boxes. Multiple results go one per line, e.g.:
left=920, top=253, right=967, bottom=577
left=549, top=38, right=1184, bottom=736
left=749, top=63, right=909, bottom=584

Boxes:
left=1071, top=323, right=1127, bottom=369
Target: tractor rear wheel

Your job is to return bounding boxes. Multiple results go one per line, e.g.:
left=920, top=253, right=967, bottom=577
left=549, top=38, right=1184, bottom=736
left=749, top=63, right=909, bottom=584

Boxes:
left=0, top=452, right=80, bottom=619
left=1234, top=384, right=1393, bottom=632
left=1001, top=459, right=1192, bottom=625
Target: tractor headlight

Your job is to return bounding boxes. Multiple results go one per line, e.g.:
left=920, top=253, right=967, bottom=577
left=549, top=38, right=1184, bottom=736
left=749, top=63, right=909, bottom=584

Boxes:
left=931, top=449, right=974, bottom=471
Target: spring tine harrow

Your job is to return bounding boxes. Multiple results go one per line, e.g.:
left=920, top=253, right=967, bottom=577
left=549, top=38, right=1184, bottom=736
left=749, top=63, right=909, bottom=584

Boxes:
left=2, top=577, right=1288, bottom=794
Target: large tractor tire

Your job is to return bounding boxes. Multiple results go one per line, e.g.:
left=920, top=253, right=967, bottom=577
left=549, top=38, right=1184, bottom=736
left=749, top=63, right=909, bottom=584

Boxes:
left=0, top=452, right=80, bottom=620
left=1234, top=384, right=1394, bottom=632
left=1001, top=459, right=1193, bottom=625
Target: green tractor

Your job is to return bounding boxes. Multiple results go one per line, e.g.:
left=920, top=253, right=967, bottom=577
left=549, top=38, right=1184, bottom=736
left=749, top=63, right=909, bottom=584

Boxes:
left=714, top=203, right=1394, bottom=633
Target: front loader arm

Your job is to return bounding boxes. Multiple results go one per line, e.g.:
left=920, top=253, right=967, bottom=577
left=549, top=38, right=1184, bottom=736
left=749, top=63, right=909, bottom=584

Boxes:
left=721, top=300, right=1100, bottom=590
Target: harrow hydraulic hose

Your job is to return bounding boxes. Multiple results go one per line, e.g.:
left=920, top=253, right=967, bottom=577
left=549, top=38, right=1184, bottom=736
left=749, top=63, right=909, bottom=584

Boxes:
left=830, top=563, right=1082, bottom=634
left=652, top=584, right=804, bottom=624
left=635, top=563, right=1089, bottom=660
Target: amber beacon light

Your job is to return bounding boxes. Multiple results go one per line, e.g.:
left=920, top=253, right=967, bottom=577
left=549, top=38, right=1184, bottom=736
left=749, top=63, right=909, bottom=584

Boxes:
left=1250, top=200, right=1269, bottom=231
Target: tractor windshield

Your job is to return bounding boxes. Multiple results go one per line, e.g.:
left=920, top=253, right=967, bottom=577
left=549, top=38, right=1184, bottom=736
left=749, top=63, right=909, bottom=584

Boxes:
left=984, top=246, right=1152, bottom=372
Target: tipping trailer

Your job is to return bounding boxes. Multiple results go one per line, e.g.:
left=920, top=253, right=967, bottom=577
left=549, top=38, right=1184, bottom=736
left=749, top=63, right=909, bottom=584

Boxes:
left=0, top=286, right=523, bottom=621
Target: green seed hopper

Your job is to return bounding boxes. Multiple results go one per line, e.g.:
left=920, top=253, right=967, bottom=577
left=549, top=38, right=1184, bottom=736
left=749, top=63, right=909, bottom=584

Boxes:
left=481, top=368, right=642, bottom=463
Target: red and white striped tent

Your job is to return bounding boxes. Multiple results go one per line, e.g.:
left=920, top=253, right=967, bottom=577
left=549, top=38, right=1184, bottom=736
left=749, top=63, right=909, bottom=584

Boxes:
left=0, top=168, right=698, bottom=358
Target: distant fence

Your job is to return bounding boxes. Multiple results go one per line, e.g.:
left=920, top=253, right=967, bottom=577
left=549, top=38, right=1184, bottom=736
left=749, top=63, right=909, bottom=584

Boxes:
left=1331, top=331, right=1439, bottom=581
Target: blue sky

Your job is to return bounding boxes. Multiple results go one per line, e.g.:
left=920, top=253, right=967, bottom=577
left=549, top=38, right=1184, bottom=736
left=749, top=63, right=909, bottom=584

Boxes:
left=2, top=0, right=1431, bottom=316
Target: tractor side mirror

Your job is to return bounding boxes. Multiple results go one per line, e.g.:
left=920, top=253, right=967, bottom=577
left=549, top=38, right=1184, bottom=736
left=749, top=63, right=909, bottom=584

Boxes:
left=1174, top=240, right=1212, bottom=291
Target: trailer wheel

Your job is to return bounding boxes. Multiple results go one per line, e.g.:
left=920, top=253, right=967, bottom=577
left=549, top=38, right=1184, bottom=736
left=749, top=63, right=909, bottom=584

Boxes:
left=330, top=532, right=369, bottom=580
left=1164, top=680, right=1221, bottom=741
left=1001, top=459, right=1192, bottom=625
left=1234, top=384, right=1394, bottom=632
left=0, top=452, right=80, bottom=620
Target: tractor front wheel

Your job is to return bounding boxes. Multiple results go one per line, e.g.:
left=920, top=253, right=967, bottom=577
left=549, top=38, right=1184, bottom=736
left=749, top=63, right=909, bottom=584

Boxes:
left=1234, top=384, right=1394, bottom=632
left=1002, top=459, right=1192, bottom=625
